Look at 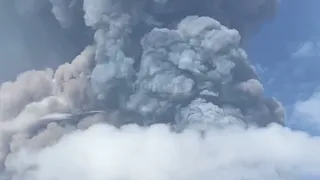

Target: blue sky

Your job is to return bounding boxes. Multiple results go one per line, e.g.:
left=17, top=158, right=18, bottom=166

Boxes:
left=248, top=2, right=320, bottom=178
left=247, top=0, right=320, bottom=136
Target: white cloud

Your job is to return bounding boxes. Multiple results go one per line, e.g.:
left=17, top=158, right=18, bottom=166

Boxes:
left=292, top=91, right=320, bottom=130
left=291, top=41, right=320, bottom=59
left=6, top=123, right=320, bottom=180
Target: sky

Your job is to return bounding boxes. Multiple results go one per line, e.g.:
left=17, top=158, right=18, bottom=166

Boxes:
left=247, top=2, right=320, bottom=178
left=247, top=0, right=320, bottom=136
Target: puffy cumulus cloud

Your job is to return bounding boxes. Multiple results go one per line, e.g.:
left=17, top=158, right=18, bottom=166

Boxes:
left=3, top=123, right=320, bottom=180
left=291, top=90, right=320, bottom=131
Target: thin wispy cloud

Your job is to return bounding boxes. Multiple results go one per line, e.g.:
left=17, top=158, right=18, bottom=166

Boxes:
left=291, top=41, right=320, bottom=59
left=292, top=90, right=320, bottom=131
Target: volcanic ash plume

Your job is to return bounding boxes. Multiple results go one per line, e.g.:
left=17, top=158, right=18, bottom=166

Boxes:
left=123, top=16, right=284, bottom=130
left=84, top=0, right=284, bottom=128
left=1, top=0, right=320, bottom=180
left=0, top=46, right=95, bottom=170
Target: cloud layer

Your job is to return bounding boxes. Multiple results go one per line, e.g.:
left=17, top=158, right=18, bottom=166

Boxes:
left=5, top=124, right=320, bottom=180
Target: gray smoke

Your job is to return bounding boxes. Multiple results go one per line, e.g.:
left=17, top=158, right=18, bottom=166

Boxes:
left=89, top=12, right=284, bottom=129
left=1, top=0, right=320, bottom=179
left=0, top=46, right=95, bottom=169
left=0, top=0, right=91, bottom=81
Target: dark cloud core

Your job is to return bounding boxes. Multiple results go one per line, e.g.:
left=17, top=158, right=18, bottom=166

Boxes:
left=0, top=0, right=91, bottom=81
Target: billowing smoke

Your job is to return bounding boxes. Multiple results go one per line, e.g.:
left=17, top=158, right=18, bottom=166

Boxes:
left=3, top=124, right=320, bottom=180
left=84, top=0, right=284, bottom=128
left=1, top=0, right=320, bottom=179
